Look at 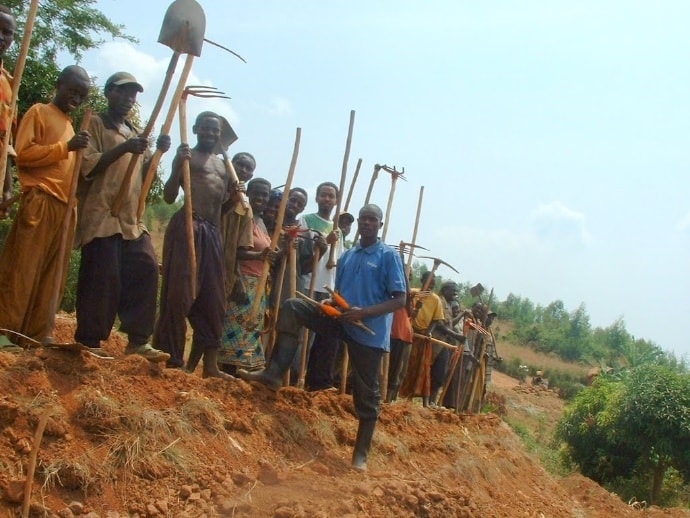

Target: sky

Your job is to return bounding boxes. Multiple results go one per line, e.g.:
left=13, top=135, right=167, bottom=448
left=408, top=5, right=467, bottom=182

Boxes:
left=71, top=1, right=688, bottom=358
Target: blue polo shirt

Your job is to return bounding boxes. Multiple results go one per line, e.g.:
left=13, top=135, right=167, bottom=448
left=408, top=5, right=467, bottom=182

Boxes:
left=335, top=238, right=406, bottom=350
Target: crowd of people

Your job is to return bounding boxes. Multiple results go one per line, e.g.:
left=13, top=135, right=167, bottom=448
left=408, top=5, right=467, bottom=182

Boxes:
left=0, top=5, right=501, bottom=472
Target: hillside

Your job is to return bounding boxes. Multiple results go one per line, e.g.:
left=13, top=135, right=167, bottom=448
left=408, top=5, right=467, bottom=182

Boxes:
left=0, top=315, right=688, bottom=517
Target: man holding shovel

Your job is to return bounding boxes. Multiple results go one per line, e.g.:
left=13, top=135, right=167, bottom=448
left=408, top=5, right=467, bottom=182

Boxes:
left=0, top=65, right=90, bottom=343
left=238, top=204, right=407, bottom=472
left=74, top=72, right=170, bottom=362
left=153, top=111, right=231, bottom=378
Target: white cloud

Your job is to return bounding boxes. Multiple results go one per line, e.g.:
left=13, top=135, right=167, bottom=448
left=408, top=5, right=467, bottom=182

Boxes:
left=84, top=41, right=239, bottom=130
left=529, top=200, right=591, bottom=246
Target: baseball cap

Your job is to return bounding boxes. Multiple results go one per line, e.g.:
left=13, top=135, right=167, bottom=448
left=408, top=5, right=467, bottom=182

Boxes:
left=104, top=72, right=144, bottom=92
left=339, top=212, right=354, bottom=224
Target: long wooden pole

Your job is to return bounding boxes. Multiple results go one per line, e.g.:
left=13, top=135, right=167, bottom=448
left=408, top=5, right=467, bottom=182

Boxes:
left=281, top=242, right=298, bottom=387
left=248, top=127, right=301, bottom=321
left=0, top=0, right=40, bottom=191
left=298, top=247, right=320, bottom=389
left=351, top=164, right=380, bottom=245
left=379, top=170, right=400, bottom=401
left=406, top=186, right=424, bottom=276
left=110, top=52, right=180, bottom=217
left=45, top=109, right=92, bottom=340
left=343, top=157, right=362, bottom=213
left=135, top=54, right=195, bottom=219
left=380, top=174, right=398, bottom=242
left=327, top=109, right=355, bottom=269
left=178, top=95, right=197, bottom=297
left=22, top=406, right=51, bottom=518
left=266, top=252, right=288, bottom=362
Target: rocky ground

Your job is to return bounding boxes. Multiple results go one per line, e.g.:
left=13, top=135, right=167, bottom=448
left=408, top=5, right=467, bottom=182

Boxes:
left=0, top=314, right=688, bottom=517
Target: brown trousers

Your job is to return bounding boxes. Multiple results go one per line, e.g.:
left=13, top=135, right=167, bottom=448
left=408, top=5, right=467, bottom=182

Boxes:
left=0, top=189, right=73, bottom=341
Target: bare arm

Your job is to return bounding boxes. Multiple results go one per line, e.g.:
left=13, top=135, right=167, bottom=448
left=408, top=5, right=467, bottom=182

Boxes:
left=340, top=291, right=406, bottom=323
left=164, top=145, right=189, bottom=204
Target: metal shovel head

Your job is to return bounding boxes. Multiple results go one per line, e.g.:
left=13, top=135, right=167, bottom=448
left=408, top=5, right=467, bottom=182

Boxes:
left=214, top=115, right=238, bottom=154
left=158, top=0, right=206, bottom=57
left=469, top=282, right=485, bottom=298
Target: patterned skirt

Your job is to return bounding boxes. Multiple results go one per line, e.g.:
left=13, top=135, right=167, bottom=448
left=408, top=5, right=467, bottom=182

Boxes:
left=219, top=275, right=266, bottom=369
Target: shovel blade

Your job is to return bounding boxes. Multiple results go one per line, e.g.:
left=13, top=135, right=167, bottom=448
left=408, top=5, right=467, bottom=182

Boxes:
left=158, top=0, right=206, bottom=56
left=214, top=115, right=238, bottom=154
left=469, top=282, right=485, bottom=298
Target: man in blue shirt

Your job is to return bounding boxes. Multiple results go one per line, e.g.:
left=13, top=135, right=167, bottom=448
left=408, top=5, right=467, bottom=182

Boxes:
left=238, top=204, right=406, bottom=471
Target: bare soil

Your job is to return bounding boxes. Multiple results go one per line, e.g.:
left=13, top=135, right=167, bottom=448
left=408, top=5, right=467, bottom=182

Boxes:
left=0, top=314, right=688, bottom=517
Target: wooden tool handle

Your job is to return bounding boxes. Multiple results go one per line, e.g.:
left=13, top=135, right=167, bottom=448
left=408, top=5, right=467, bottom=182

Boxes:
left=111, top=52, right=182, bottom=217
left=178, top=97, right=197, bottom=297
left=248, top=127, right=301, bottom=322
left=136, top=54, right=196, bottom=220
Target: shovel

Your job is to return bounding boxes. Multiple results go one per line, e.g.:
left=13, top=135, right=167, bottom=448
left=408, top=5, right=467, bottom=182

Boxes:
left=111, top=0, right=206, bottom=217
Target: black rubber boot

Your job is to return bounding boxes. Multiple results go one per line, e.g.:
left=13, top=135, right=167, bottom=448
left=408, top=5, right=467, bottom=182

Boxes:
left=237, top=335, right=298, bottom=391
left=351, top=419, right=377, bottom=472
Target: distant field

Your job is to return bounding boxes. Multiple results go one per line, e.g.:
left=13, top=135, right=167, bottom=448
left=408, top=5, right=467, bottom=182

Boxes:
left=492, top=320, right=589, bottom=378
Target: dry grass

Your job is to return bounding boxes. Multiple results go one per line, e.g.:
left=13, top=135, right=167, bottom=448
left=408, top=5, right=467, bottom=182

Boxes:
left=179, top=394, right=227, bottom=434
left=41, top=452, right=102, bottom=495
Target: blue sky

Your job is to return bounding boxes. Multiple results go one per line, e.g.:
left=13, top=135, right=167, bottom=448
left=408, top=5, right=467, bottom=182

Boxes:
left=79, top=1, right=689, bottom=358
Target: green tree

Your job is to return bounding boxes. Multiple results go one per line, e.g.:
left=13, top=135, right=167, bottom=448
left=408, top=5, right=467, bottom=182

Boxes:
left=4, top=0, right=133, bottom=116
left=557, top=365, right=690, bottom=504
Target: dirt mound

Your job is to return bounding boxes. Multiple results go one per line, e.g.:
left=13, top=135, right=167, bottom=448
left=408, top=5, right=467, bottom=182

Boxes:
left=0, top=315, right=688, bottom=517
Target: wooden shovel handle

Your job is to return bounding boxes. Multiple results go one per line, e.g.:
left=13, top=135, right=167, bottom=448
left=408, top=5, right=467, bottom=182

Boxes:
left=111, top=52, right=180, bottom=217
left=136, top=54, right=196, bottom=220
left=178, top=96, right=197, bottom=297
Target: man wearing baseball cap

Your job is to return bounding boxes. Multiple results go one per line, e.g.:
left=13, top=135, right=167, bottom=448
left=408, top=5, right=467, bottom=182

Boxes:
left=74, top=71, right=171, bottom=362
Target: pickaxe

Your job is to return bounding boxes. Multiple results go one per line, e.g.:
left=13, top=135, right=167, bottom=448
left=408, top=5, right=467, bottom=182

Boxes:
left=394, top=241, right=429, bottom=262
left=417, top=256, right=459, bottom=292
left=380, top=164, right=406, bottom=242
left=351, top=164, right=381, bottom=245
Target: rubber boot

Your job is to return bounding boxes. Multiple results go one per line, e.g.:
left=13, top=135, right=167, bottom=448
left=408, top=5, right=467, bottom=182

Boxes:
left=351, top=419, right=377, bottom=472
left=201, top=348, right=234, bottom=380
left=237, top=334, right=298, bottom=391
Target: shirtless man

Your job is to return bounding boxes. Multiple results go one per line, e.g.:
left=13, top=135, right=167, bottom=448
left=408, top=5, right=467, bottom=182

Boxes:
left=153, top=111, right=230, bottom=378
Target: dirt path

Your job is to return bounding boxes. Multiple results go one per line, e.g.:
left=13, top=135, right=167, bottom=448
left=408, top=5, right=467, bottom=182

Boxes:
left=0, top=317, right=687, bottom=517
